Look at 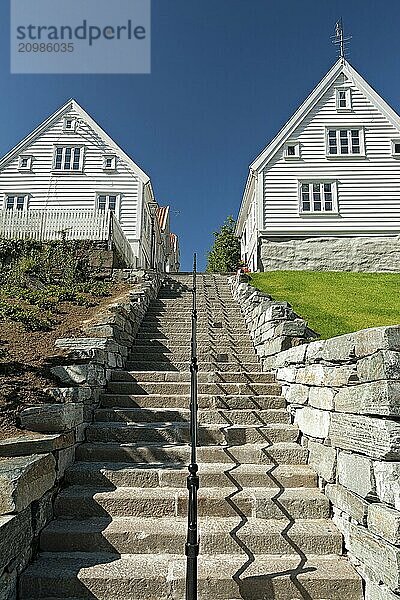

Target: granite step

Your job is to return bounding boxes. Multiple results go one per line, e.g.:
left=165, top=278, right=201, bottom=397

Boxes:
left=54, top=485, right=330, bottom=519
left=93, top=407, right=290, bottom=425
left=75, top=442, right=308, bottom=465
left=65, top=461, right=317, bottom=489
left=99, top=394, right=286, bottom=409
left=19, top=552, right=362, bottom=599
left=40, top=516, right=342, bottom=555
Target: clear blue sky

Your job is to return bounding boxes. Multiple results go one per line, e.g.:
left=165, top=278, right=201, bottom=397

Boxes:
left=1, top=0, right=400, bottom=271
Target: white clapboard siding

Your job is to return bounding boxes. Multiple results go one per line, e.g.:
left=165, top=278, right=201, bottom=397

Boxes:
left=262, top=73, right=400, bottom=235
left=0, top=108, right=141, bottom=243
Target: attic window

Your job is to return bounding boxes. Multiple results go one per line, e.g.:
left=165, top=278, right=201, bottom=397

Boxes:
left=284, top=142, right=300, bottom=160
left=326, top=128, right=365, bottom=157
left=63, top=117, right=77, bottom=132
left=336, top=88, right=352, bottom=112
left=392, top=140, right=400, bottom=158
left=18, top=155, right=33, bottom=171
left=103, top=155, right=117, bottom=171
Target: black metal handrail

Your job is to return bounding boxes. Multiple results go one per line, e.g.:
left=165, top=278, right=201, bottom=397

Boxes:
left=185, top=253, right=199, bottom=600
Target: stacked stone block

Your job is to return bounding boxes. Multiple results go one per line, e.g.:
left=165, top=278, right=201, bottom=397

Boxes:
left=0, top=271, right=161, bottom=600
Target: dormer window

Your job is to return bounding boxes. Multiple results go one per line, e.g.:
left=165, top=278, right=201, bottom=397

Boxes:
left=63, top=117, right=77, bottom=132
left=103, top=155, right=116, bottom=171
left=18, top=155, right=33, bottom=171
left=284, top=141, right=301, bottom=160
left=336, top=88, right=352, bottom=112
left=392, top=140, right=400, bottom=158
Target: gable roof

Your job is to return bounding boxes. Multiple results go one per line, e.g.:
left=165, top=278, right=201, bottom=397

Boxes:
left=0, top=98, right=151, bottom=185
left=237, top=58, right=400, bottom=233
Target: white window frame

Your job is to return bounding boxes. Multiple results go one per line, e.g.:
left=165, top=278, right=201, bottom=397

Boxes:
left=63, top=117, right=77, bottom=132
left=335, top=87, right=352, bottom=112
left=284, top=141, right=301, bottom=160
left=4, top=194, right=30, bottom=211
left=95, top=192, right=121, bottom=217
left=53, top=145, right=85, bottom=173
left=18, top=155, right=33, bottom=171
left=103, top=154, right=117, bottom=171
left=326, top=127, right=365, bottom=158
left=391, top=139, right=400, bottom=158
left=298, top=180, right=339, bottom=216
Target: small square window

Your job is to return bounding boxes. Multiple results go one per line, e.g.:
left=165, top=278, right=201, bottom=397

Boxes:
left=103, top=155, right=117, bottom=171
left=18, top=156, right=33, bottom=171
left=63, top=117, right=77, bottom=132
left=392, top=140, right=400, bottom=157
left=284, top=142, right=300, bottom=160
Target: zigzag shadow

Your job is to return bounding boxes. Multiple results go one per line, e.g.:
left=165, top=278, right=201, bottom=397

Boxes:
left=219, top=403, right=315, bottom=600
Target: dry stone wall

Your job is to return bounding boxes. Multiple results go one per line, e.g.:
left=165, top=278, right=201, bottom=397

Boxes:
left=232, top=273, right=400, bottom=600
left=0, top=270, right=161, bottom=600
left=229, top=273, right=318, bottom=356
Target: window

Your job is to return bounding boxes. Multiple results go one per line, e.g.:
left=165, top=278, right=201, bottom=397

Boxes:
left=299, top=182, right=338, bottom=214
left=5, top=194, right=28, bottom=210
left=326, top=128, right=364, bottom=157
left=284, top=141, right=301, bottom=160
left=18, top=155, right=33, bottom=171
left=63, top=117, right=77, bottom=132
left=103, top=155, right=117, bottom=171
left=53, top=146, right=84, bottom=171
left=392, top=140, right=400, bottom=158
left=97, top=194, right=118, bottom=213
left=336, top=88, right=352, bottom=111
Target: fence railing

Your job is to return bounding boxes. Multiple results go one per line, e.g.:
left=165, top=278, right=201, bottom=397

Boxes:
left=185, top=253, right=200, bottom=600
left=0, top=208, right=136, bottom=268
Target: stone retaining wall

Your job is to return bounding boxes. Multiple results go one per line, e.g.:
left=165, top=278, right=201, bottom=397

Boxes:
left=273, top=328, right=400, bottom=599
left=229, top=273, right=318, bottom=357
left=232, top=274, right=400, bottom=599
left=260, top=235, right=400, bottom=272
left=0, top=270, right=162, bottom=600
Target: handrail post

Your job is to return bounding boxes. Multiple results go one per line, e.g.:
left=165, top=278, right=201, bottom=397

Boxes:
left=185, top=253, right=199, bottom=600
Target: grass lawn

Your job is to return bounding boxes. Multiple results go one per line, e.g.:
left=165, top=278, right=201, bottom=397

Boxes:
left=250, top=271, right=400, bottom=339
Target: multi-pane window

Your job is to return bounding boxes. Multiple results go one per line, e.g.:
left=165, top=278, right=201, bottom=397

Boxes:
left=97, top=194, right=117, bottom=212
left=5, top=195, right=28, bottom=210
left=300, top=182, right=337, bottom=213
left=54, top=146, right=84, bottom=171
left=327, top=129, right=363, bottom=156
left=336, top=88, right=352, bottom=111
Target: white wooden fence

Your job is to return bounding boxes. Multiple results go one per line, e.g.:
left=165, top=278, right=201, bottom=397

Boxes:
left=0, top=208, right=136, bottom=268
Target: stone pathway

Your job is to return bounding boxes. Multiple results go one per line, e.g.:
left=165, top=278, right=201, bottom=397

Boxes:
left=20, top=274, right=362, bottom=599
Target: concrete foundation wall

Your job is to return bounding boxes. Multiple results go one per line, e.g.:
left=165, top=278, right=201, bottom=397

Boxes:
left=260, top=236, right=400, bottom=272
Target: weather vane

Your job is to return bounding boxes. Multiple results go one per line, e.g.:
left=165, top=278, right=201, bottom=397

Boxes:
left=332, top=18, right=352, bottom=60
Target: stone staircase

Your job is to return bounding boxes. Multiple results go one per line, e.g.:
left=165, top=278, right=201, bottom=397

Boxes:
left=20, top=274, right=362, bottom=599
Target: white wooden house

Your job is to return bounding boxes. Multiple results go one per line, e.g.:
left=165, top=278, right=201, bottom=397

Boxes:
left=0, top=98, right=177, bottom=270
left=236, top=59, right=400, bottom=272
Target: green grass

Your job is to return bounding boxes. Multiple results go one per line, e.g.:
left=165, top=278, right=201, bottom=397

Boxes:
left=250, top=271, right=400, bottom=339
